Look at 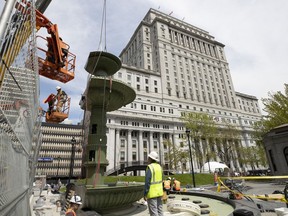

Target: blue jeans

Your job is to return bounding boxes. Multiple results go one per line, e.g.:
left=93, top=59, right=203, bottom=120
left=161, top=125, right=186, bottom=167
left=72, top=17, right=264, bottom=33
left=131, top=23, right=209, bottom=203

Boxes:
left=147, top=196, right=163, bottom=216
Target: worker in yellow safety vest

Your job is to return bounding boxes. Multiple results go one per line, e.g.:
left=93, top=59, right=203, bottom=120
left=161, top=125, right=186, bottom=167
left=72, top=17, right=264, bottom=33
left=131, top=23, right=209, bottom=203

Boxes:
left=144, top=151, right=163, bottom=216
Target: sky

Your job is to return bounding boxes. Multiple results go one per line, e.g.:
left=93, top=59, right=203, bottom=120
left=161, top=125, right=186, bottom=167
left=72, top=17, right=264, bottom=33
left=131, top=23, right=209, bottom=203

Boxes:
left=5, top=0, right=288, bottom=124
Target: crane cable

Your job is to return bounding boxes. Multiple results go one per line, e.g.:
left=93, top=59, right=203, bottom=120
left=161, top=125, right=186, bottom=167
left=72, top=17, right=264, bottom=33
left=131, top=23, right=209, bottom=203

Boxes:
left=97, top=0, right=107, bottom=52
left=82, top=0, right=109, bottom=187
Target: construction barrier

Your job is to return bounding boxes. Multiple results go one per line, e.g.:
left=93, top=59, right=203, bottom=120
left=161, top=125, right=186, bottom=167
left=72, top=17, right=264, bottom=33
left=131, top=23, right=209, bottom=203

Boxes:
left=216, top=175, right=288, bottom=204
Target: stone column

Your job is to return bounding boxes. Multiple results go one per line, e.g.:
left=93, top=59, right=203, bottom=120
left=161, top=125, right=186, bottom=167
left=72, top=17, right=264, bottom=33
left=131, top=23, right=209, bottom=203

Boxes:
left=115, top=129, right=120, bottom=167
left=149, top=131, right=154, bottom=153
left=138, top=130, right=144, bottom=162
left=107, top=127, right=116, bottom=170
left=159, top=132, right=163, bottom=164
left=127, top=130, right=132, bottom=162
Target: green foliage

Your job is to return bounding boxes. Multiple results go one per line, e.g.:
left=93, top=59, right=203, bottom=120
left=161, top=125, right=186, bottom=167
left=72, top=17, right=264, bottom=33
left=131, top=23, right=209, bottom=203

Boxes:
left=181, top=112, right=217, bottom=139
left=163, top=139, right=190, bottom=171
left=253, top=83, right=288, bottom=144
left=104, top=173, right=214, bottom=186
left=181, top=111, right=244, bottom=169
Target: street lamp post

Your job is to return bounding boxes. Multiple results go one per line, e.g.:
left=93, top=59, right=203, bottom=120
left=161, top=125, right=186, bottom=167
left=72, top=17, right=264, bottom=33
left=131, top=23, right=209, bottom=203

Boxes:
left=186, top=129, right=196, bottom=187
left=207, top=154, right=211, bottom=173
left=68, top=137, right=76, bottom=184
left=56, top=156, right=61, bottom=183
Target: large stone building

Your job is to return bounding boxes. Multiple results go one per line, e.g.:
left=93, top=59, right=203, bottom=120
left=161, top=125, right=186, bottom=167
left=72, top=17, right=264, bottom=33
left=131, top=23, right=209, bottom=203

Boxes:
left=36, top=122, right=83, bottom=181
left=105, top=9, right=262, bottom=174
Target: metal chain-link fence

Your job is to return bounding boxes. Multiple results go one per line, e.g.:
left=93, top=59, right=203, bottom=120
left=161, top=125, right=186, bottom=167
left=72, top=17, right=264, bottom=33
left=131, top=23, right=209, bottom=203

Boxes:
left=0, top=0, right=42, bottom=215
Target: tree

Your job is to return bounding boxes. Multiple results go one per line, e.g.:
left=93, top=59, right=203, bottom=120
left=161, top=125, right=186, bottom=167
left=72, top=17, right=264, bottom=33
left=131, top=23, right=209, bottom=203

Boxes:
left=163, top=139, right=190, bottom=173
left=181, top=112, right=249, bottom=171
left=181, top=112, right=217, bottom=169
left=251, top=84, right=288, bottom=167
left=253, top=84, right=288, bottom=144
left=237, top=145, right=267, bottom=170
left=215, top=120, right=241, bottom=169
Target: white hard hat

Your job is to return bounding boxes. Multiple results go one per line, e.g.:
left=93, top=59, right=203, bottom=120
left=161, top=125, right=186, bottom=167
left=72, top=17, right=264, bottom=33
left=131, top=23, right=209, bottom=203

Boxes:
left=69, top=195, right=82, bottom=205
left=56, top=86, right=61, bottom=90
left=148, top=151, right=159, bottom=162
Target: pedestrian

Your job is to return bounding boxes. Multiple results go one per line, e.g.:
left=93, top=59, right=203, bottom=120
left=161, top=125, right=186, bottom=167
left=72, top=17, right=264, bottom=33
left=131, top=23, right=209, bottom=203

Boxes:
left=65, top=195, right=82, bottom=216
left=144, top=151, right=163, bottom=216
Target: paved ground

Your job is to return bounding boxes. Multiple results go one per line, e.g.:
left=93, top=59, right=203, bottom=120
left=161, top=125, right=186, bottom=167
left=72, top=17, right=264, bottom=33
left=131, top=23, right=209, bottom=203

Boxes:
left=241, top=181, right=287, bottom=216
left=31, top=181, right=288, bottom=216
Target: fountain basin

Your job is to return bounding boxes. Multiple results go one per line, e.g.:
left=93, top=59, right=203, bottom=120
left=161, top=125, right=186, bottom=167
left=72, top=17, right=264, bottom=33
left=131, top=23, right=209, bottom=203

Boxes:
left=82, top=77, right=136, bottom=112
left=80, top=183, right=144, bottom=214
left=85, top=51, right=121, bottom=76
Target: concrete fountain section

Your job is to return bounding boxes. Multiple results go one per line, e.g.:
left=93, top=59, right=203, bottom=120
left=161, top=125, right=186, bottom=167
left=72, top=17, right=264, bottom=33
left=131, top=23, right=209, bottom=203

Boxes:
left=78, top=51, right=144, bottom=213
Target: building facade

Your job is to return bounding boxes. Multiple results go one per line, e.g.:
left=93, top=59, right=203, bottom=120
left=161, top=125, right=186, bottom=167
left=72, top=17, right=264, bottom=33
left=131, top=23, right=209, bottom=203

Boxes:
left=37, top=122, right=83, bottom=182
left=264, top=124, right=288, bottom=176
left=105, top=9, right=263, bottom=174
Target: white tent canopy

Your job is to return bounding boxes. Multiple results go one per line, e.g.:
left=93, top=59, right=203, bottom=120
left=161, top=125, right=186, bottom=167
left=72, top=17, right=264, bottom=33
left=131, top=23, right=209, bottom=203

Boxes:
left=201, top=161, right=229, bottom=173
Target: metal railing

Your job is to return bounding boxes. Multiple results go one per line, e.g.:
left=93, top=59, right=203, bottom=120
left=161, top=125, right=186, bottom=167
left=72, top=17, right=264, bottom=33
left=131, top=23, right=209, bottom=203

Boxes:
left=105, top=160, right=148, bottom=176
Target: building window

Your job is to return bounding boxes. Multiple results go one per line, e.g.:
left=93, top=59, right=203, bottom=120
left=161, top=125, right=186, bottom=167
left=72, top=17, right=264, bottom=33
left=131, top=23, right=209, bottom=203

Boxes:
left=144, top=152, right=148, bottom=161
left=120, top=151, right=125, bottom=161
left=143, top=140, right=147, bottom=148
left=120, top=139, right=125, bottom=147
left=153, top=141, right=158, bottom=149
left=132, top=152, right=137, bottom=161
left=137, top=85, right=140, bottom=91
left=132, top=140, right=137, bottom=148
left=141, top=104, right=147, bottom=110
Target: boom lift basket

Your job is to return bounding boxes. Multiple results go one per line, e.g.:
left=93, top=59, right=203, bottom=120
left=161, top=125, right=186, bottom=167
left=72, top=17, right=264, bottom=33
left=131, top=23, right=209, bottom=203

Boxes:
left=44, top=94, right=71, bottom=123
left=37, top=35, right=76, bottom=83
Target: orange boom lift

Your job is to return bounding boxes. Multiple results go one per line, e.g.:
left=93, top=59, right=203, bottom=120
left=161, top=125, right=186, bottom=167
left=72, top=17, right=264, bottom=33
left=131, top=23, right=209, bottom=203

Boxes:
left=15, top=1, right=76, bottom=123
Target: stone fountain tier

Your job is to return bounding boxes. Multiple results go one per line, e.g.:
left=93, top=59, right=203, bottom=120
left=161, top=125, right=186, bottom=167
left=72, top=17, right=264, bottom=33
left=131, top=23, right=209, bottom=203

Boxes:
left=85, top=51, right=121, bottom=76
left=79, top=183, right=144, bottom=214
left=82, top=77, right=136, bottom=112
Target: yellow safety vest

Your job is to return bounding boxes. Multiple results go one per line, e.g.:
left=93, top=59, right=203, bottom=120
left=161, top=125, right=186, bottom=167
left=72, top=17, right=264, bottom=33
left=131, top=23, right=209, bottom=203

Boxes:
left=174, top=180, right=181, bottom=191
left=163, top=180, right=171, bottom=189
left=147, top=163, right=163, bottom=199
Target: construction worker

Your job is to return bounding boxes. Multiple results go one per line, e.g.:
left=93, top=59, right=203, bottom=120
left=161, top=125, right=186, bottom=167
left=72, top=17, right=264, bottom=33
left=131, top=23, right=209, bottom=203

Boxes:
left=43, top=93, right=56, bottom=115
left=163, top=177, right=172, bottom=195
left=162, top=177, right=171, bottom=204
left=173, top=178, right=181, bottom=191
left=56, top=86, right=67, bottom=112
left=144, top=151, right=163, bottom=216
left=59, top=37, right=69, bottom=67
left=65, top=195, right=82, bottom=216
